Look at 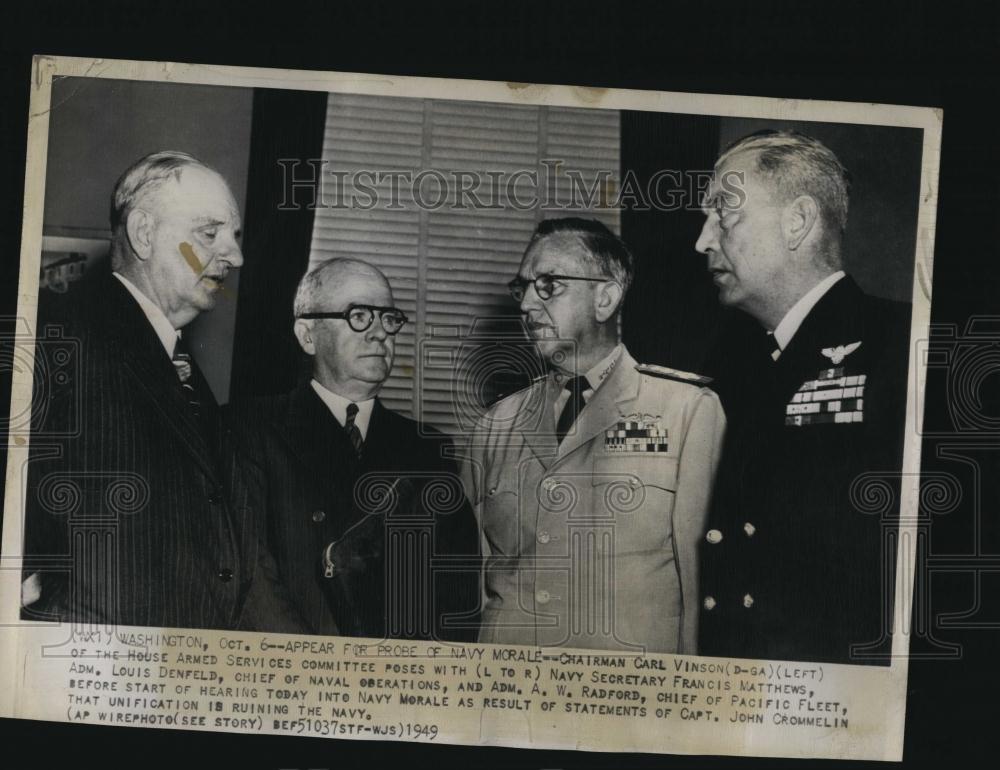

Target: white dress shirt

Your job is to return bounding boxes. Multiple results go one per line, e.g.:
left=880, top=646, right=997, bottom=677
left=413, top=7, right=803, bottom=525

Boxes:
left=552, top=343, right=623, bottom=426
left=310, top=379, right=375, bottom=439
left=113, top=272, right=179, bottom=357
left=771, top=271, right=846, bottom=358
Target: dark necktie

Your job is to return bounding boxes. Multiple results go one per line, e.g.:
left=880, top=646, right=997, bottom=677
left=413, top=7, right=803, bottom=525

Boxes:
left=766, top=332, right=782, bottom=362
left=556, top=375, right=590, bottom=444
left=171, top=335, right=219, bottom=452
left=344, top=402, right=364, bottom=458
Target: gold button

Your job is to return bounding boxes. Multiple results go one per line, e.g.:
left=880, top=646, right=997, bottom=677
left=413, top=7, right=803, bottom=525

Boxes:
left=536, top=590, right=551, bottom=605
left=537, top=531, right=551, bottom=544
left=743, top=593, right=754, bottom=608
left=706, top=529, right=723, bottom=544
left=311, top=510, right=325, bottom=523
left=630, top=477, right=640, bottom=487
left=703, top=596, right=716, bottom=611
left=488, top=487, right=497, bottom=496
left=744, top=522, right=756, bottom=537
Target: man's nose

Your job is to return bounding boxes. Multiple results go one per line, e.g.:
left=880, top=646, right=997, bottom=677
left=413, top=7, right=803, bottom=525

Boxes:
left=694, top=217, right=718, bottom=256
left=367, top=317, right=389, bottom=341
left=228, top=244, right=245, bottom=268
left=218, top=232, right=244, bottom=268
left=519, top=284, right=542, bottom=314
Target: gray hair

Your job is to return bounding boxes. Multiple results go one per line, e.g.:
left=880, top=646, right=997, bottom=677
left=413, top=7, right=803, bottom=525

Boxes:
left=109, top=150, right=211, bottom=267
left=526, top=217, right=635, bottom=295
left=718, top=130, right=851, bottom=237
left=293, top=258, right=388, bottom=317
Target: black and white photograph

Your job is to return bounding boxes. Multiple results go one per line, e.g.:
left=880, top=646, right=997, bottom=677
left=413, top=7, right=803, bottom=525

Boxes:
left=2, top=23, right=989, bottom=764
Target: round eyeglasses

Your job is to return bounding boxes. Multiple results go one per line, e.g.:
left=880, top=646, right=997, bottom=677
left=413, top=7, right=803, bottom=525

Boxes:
left=298, top=304, right=409, bottom=335
left=507, top=273, right=614, bottom=303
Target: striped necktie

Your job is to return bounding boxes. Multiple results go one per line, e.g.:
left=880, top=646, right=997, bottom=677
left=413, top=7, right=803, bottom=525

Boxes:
left=344, top=402, right=364, bottom=458
left=171, top=336, right=202, bottom=416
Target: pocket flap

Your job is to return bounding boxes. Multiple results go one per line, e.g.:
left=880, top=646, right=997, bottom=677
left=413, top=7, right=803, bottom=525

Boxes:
left=591, top=455, right=679, bottom=491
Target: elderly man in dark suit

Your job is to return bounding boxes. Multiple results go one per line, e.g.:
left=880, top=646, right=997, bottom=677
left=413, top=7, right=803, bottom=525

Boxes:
left=695, top=130, right=912, bottom=664
left=230, top=259, right=480, bottom=641
left=21, top=150, right=290, bottom=631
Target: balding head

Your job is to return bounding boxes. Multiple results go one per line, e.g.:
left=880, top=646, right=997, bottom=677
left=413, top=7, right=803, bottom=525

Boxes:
left=293, top=258, right=392, bottom=318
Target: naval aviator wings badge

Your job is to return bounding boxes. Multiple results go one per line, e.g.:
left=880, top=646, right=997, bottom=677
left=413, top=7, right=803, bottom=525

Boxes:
left=821, top=340, right=862, bottom=365
left=785, top=341, right=867, bottom=427
left=605, top=412, right=668, bottom=453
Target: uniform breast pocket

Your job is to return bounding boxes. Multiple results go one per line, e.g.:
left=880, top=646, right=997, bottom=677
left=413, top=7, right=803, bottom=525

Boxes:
left=481, top=464, right=521, bottom=555
left=591, top=456, right=679, bottom=555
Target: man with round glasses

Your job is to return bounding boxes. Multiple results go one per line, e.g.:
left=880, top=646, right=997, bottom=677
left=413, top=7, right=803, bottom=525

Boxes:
left=231, top=259, right=479, bottom=640
left=463, top=217, right=726, bottom=654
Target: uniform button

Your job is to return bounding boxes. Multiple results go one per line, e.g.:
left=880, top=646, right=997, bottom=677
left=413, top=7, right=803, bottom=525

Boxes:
left=217, top=568, right=234, bottom=582
left=705, top=529, right=723, bottom=544
left=542, top=478, right=555, bottom=491
left=207, top=490, right=224, bottom=505
left=488, top=487, right=497, bottom=496
left=537, top=530, right=551, bottom=544
left=536, top=590, right=551, bottom=605
left=744, top=522, right=756, bottom=537
left=311, top=510, right=326, bottom=523
left=703, top=596, right=716, bottom=611
left=743, top=593, right=754, bottom=608
left=629, top=477, right=640, bottom=488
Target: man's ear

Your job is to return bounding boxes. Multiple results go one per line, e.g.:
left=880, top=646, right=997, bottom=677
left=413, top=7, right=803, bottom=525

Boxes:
left=783, top=195, right=820, bottom=251
left=293, top=319, right=316, bottom=355
left=594, top=280, right=624, bottom=323
left=125, top=208, right=155, bottom=261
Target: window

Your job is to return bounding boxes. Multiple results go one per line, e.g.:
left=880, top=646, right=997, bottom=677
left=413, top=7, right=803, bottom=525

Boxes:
left=309, top=93, right=620, bottom=434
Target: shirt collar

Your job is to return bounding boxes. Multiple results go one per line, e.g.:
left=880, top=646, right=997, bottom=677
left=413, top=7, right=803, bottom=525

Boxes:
left=584, top=343, right=623, bottom=393
left=310, top=379, right=376, bottom=440
left=113, top=272, right=179, bottom=357
left=552, top=343, right=623, bottom=397
left=772, top=271, right=846, bottom=353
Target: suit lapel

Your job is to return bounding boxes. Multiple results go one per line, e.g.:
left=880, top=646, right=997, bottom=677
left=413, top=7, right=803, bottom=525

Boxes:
left=361, top=400, right=393, bottom=467
left=557, top=349, right=641, bottom=461
left=775, top=276, right=864, bottom=390
left=274, top=384, right=355, bottom=498
left=122, top=350, right=222, bottom=483
left=100, top=276, right=221, bottom=483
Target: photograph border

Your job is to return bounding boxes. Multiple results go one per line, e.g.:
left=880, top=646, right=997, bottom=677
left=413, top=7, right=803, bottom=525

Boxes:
left=0, top=54, right=942, bottom=761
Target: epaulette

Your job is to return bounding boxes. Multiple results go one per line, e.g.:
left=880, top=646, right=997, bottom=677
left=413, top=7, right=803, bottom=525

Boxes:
left=635, top=363, right=713, bottom=386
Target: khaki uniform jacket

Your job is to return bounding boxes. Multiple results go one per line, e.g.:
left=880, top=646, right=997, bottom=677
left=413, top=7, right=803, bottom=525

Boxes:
left=462, top=347, right=725, bottom=654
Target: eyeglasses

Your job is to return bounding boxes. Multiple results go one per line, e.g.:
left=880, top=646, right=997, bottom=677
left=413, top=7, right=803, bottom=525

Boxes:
left=298, top=304, right=409, bottom=335
left=507, top=273, right=614, bottom=303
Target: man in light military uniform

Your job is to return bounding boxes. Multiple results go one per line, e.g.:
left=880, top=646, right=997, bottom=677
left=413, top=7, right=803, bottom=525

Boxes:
left=462, top=218, right=725, bottom=654
left=695, top=131, right=911, bottom=664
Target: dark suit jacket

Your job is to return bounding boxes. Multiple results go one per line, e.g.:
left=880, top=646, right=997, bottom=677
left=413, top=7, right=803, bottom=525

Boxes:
left=21, top=271, right=278, bottom=630
left=229, top=384, right=480, bottom=641
left=699, top=276, right=911, bottom=664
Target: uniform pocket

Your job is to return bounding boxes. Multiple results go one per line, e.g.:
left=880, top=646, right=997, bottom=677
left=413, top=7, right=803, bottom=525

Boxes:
left=481, top=463, right=521, bottom=555
left=590, top=456, right=679, bottom=554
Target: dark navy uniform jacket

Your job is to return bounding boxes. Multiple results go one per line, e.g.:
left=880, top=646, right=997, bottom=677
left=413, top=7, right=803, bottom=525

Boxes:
left=699, top=275, right=911, bottom=665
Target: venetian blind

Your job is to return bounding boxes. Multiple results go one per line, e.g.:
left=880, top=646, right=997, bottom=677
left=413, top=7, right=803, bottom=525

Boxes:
left=309, top=93, right=620, bottom=435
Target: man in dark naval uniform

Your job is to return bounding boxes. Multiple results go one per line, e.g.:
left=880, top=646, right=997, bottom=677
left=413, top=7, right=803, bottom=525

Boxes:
left=230, top=259, right=480, bottom=641
left=695, top=130, right=911, bottom=665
